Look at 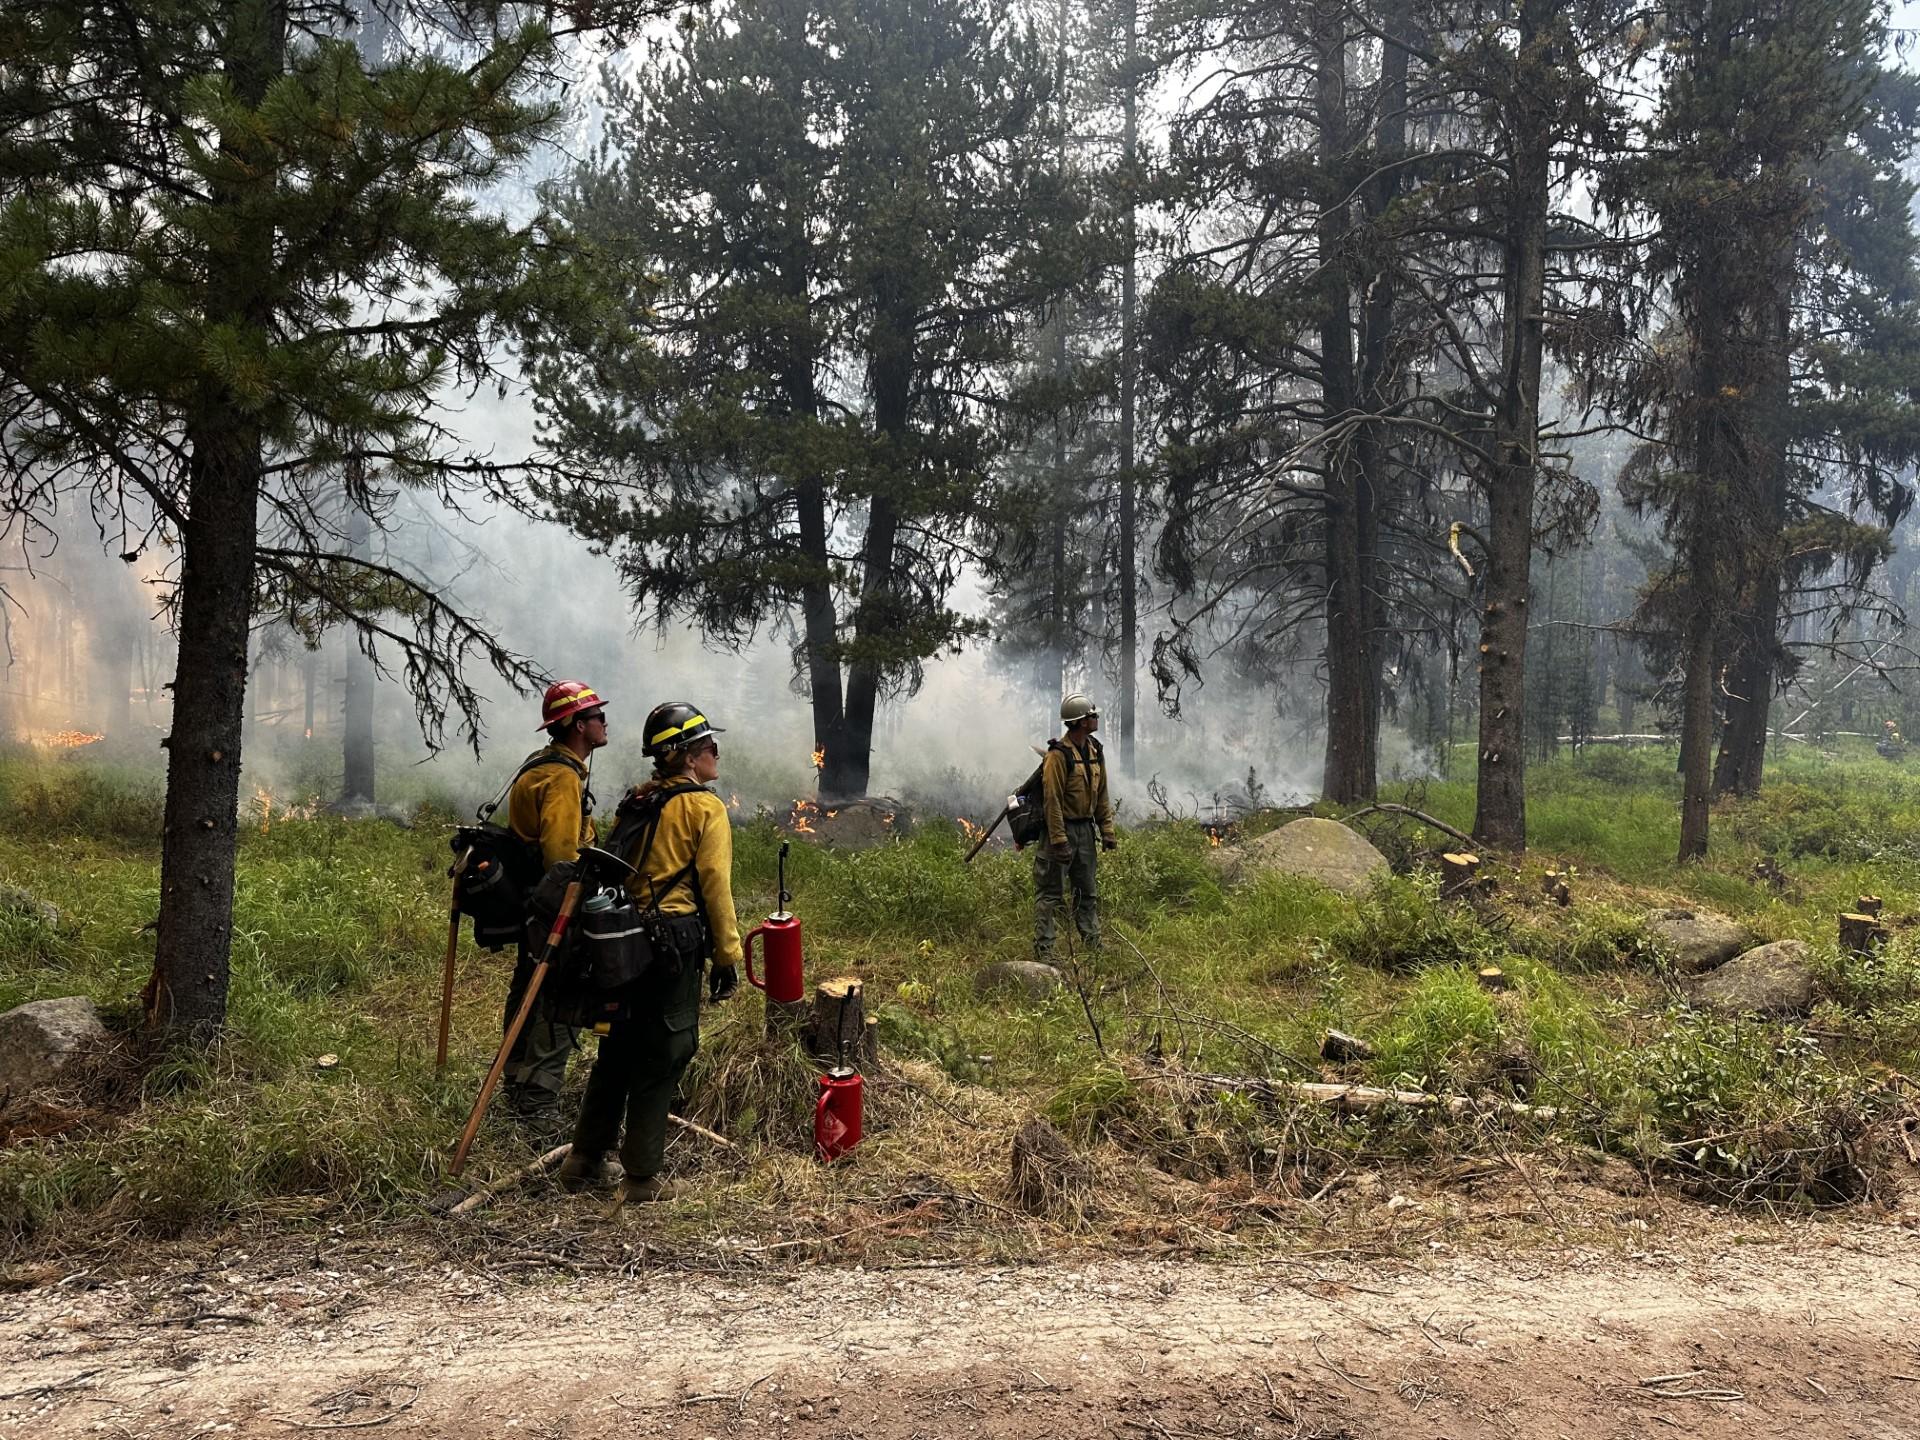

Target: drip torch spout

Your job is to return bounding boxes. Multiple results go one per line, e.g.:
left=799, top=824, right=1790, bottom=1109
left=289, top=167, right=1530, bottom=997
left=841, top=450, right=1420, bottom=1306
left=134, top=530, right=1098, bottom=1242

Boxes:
left=776, top=838, right=792, bottom=915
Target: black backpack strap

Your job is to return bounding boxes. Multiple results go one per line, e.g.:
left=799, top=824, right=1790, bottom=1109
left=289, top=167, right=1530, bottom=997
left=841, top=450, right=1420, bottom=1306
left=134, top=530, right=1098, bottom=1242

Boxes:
left=605, top=782, right=710, bottom=919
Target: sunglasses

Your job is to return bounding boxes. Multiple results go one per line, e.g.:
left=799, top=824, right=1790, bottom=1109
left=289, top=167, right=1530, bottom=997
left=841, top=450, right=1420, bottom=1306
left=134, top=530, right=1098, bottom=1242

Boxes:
left=580, top=711, right=607, bottom=725
left=691, top=739, right=719, bottom=757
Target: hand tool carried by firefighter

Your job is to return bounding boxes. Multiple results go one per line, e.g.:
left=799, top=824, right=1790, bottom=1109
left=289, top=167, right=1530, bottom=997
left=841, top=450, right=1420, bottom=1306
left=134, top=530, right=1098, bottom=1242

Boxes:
left=435, top=843, right=470, bottom=1072
left=964, top=753, right=1048, bottom=864
left=962, top=806, right=1008, bottom=864
left=447, top=844, right=635, bottom=1178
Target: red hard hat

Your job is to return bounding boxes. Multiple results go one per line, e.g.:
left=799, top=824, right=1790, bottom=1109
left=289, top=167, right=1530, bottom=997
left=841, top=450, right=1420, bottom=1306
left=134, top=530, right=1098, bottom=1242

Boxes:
left=538, top=680, right=604, bottom=731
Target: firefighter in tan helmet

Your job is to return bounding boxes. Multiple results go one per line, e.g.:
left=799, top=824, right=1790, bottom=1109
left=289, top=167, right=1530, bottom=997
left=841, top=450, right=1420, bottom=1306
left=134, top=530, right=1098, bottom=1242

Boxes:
left=499, top=680, right=608, bottom=1127
left=1034, top=691, right=1116, bottom=961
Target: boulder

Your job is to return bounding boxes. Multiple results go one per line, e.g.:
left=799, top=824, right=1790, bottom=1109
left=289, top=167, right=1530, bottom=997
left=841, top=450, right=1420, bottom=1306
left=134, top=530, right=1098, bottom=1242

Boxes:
left=0, top=885, right=61, bottom=930
left=1233, top=817, right=1389, bottom=895
left=0, top=996, right=107, bottom=1097
left=1695, top=940, right=1817, bottom=1017
left=974, top=960, right=1065, bottom=999
left=1643, top=907, right=1747, bottom=974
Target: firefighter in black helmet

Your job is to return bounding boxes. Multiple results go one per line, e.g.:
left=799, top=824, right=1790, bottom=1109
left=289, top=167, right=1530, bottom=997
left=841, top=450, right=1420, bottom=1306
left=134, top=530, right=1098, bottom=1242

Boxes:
left=565, top=701, right=743, bottom=1205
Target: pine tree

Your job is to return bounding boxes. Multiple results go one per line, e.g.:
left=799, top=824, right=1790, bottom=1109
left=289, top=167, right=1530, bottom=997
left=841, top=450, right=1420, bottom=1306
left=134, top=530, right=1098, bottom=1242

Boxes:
left=530, top=0, right=1087, bottom=799
left=0, top=1, right=582, bottom=1035
left=1594, top=0, right=1920, bottom=858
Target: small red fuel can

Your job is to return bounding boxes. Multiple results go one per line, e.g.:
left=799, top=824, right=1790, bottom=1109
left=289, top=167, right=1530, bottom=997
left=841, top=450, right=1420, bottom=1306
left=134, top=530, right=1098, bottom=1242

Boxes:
left=743, top=909, right=804, bottom=1005
left=814, top=1067, right=863, bottom=1162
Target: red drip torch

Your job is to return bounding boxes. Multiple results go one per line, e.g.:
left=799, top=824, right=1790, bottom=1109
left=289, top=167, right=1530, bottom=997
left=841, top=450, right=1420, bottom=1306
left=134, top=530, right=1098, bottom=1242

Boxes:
left=744, top=838, right=805, bottom=1006
left=815, top=1066, right=863, bottom=1162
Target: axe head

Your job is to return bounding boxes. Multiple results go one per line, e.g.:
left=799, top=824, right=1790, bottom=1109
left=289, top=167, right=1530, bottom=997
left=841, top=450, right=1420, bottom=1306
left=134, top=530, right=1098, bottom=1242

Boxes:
left=575, top=845, right=638, bottom=883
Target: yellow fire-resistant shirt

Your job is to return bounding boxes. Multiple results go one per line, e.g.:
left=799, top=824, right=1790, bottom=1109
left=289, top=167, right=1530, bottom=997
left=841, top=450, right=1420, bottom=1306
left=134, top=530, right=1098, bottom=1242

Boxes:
left=505, top=746, right=596, bottom=871
left=620, top=778, right=743, bottom=968
left=1041, top=735, right=1116, bottom=848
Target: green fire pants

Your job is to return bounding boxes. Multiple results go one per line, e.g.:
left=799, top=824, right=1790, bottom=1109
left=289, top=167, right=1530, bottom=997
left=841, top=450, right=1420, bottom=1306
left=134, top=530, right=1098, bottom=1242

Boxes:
left=1033, top=817, right=1101, bottom=958
left=570, top=932, right=705, bottom=1181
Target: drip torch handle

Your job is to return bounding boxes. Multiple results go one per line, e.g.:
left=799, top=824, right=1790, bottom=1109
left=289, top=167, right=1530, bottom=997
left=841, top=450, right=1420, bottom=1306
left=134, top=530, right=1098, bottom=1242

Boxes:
left=743, top=923, right=766, bottom=992
left=777, top=838, right=791, bottom=910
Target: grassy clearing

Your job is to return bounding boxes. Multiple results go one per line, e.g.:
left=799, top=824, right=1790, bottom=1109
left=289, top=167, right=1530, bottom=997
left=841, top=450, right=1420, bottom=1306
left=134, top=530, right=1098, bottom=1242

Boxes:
left=2, top=738, right=1918, bottom=1261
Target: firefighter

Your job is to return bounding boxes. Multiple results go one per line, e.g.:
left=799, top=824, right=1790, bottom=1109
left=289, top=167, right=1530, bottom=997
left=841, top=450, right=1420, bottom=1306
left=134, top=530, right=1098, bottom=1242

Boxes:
left=500, top=679, right=608, bottom=1126
left=1034, top=692, right=1116, bottom=961
left=563, top=701, right=741, bottom=1203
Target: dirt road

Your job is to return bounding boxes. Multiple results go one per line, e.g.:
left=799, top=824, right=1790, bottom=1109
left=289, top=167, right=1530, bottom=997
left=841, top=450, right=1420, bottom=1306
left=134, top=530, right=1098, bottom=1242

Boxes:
left=4, top=1225, right=1917, bottom=1439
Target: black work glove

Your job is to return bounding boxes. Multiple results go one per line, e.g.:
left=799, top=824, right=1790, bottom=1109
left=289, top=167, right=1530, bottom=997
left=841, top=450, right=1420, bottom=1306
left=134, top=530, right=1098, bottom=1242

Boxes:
left=1049, top=841, right=1072, bottom=862
left=1101, top=836, right=1117, bottom=852
left=708, top=964, right=739, bottom=1003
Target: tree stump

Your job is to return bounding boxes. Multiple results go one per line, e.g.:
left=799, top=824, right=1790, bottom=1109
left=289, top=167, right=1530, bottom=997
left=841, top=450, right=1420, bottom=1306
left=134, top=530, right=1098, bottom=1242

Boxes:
left=1440, top=852, right=1480, bottom=897
left=1320, top=1028, right=1376, bottom=1063
left=1008, top=1117, right=1095, bottom=1220
left=1476, top=965, right=1508, bottom=992
left=1541, top=869, right=1571, bottom=906
left=807, top=976, right=868, bottom=1067
left=1839, top=912, right=1888, bottom=955
left=1856, top=895, right=1884, bottom=919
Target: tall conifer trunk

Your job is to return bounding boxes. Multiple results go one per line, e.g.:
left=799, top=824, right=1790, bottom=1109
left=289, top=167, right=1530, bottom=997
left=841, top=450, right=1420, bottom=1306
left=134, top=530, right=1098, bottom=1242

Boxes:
left=340, top=481, right=376, bottom=806
left=1116, top=0, right=1140, bottom=777
left=149, top=0, right=284, bottom=1036
left=1471, top=0, right=1552, bottom=851
left=1314, top=1, right=1374, bottom=805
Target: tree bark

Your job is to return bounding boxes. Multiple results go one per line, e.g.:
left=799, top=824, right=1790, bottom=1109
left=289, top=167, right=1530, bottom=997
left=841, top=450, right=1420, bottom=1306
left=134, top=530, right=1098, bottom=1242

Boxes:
left=1471, top=1, right=1552, bottom=852
left=340, top=485, right=376, bottom=806
left=1116, top=0, right=1139, bottom=778
left=773, top=0, right=849, bottom=795
left=836, top=297, right=913, bottom=801
left=1712, top=275, right=1791, bottom=798
left=148, top=0, right=284, bottom=1039
left=1314, top=2, right=1374, bottom=806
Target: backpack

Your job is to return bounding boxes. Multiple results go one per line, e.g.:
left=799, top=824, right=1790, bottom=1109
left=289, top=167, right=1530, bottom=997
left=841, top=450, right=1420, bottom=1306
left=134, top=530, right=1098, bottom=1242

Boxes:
left=527, top=781, right=712, bottom=1027
left=1006, top=737, right=1104, bottom=849
left=449, top=749, right=592, bottom=951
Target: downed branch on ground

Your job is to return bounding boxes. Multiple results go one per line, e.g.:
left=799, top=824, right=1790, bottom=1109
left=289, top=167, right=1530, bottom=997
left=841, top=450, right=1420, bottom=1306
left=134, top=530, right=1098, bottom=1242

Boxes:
left=1144, top=1065, right=1559, bottom=1122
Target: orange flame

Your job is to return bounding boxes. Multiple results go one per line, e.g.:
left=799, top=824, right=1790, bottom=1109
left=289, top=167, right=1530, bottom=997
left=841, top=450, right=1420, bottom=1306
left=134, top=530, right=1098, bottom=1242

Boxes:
left=32, top=730, right=105, bottom=749
left=811, top=745, right=826, bottom=773
left=790, top=797, right=819, bottom=834
left=956, top=816, right=984, bottom=843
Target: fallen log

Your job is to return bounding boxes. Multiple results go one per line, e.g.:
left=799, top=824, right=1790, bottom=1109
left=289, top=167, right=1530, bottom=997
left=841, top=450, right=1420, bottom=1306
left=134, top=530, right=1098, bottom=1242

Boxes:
left=1147, top=1068, right=1557, bottom=1122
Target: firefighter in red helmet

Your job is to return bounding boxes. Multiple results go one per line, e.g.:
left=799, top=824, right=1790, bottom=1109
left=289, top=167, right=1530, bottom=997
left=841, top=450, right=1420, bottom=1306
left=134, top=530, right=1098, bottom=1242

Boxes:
left=498, top=680, right=609, bottom=1127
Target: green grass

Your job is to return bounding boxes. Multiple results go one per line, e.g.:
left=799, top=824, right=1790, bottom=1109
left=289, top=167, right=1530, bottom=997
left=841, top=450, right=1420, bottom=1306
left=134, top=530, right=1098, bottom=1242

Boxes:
left=3, top=737, right=1918, bottom=1256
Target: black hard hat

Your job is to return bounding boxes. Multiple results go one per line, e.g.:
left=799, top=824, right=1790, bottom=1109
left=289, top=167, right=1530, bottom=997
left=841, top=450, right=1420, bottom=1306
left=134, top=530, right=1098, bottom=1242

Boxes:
left=642, top=701, right=724, bottom=757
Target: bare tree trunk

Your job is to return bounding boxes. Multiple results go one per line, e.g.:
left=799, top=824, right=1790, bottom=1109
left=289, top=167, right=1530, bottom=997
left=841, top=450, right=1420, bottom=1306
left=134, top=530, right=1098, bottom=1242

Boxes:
left=1116, top=0, right=1139, bottom=779
left=836, top=299, right=914, bottom=801
left=148, top=0, right=284, bottom=1039
left=340, top=489, right=376, bottom=806
left=1314, top=1, right=1373, bottom=806
left=1471, top=1, right=1552, bottom=852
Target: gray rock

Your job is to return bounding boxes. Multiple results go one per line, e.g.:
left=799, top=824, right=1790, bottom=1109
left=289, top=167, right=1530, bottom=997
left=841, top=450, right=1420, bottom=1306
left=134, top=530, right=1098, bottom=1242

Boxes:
left=1232, top=817, right=1389, bottom=895
left=1695, top=940, right=1817, bottom=1017
left=975, top=960, right=1066, bottom=999
left=1643, top=907, right=1747, bottom=974
left=0, top=885, right=61, bottom=930
left=0, top=996, right=107, bottom=1097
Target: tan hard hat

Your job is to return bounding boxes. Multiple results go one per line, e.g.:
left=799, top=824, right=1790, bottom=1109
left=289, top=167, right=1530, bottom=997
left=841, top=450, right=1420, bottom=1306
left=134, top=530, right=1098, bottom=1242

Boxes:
left=1060, top=692, right=1099, bottom=723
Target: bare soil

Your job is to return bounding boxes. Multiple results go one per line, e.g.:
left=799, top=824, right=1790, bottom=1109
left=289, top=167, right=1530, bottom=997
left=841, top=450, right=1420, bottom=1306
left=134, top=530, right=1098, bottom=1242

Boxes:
left=5, top=1218, right=1918, bottom=1440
